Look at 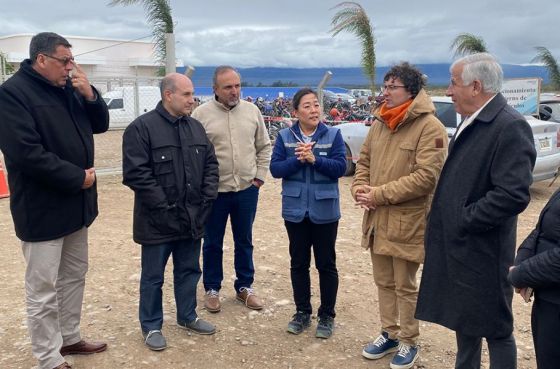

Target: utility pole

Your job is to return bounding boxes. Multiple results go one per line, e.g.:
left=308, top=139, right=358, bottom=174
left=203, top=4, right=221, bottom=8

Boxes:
left=165, top=33, right=176, bottom=74
left=317, top=71, right=333, bottom=114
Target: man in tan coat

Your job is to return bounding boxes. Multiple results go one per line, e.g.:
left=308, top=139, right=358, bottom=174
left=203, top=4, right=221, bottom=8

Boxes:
left=351, top=62, right=447, bottom=369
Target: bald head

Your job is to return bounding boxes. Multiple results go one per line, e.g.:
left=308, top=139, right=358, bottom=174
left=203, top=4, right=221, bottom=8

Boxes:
left=161, top=73, right=195, bottom=117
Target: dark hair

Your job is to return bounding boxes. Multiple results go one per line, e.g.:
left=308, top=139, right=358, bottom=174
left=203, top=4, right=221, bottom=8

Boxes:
left=29, top=32, right=72, bottom=63
left=383, top=62, right=425, bottom=97
left=292, top=87, right=317, bottom=110
left=213, top=65, right=240, bottom=87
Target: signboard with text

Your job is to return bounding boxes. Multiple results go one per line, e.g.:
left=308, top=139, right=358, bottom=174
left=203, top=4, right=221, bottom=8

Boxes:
left=501, top=78, right=541, bottom=116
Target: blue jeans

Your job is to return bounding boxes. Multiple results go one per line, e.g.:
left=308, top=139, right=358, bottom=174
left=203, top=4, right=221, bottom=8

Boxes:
left=139, top=239, right=201, bottom=333
left=203, top=185, right=259, bottom=293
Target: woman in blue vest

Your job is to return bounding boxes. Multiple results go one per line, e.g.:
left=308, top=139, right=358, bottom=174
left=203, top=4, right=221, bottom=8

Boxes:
left=270, top=88, right=346, bottom=339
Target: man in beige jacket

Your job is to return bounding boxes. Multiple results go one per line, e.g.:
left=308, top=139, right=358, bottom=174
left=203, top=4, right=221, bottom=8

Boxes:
left=191, top=66, right=271, bottom=313
left=352, top=62, right=447, bottom=369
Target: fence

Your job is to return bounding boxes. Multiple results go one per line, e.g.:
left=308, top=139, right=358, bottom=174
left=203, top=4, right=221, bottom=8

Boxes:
left=0, top=75, right=371, bottom=136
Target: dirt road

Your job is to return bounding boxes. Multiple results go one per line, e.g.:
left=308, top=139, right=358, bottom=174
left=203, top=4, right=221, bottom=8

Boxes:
left=0, top=130, right=556, bottom=369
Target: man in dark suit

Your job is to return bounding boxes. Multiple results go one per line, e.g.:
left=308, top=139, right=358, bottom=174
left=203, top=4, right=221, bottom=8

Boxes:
left=415, top=53, right=536, bottom=369
left=0, top=32, right=109, bottom=369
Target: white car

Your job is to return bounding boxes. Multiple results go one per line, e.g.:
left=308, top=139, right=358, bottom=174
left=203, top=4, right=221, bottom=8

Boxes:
left=337, top=96, right=560, bottom=182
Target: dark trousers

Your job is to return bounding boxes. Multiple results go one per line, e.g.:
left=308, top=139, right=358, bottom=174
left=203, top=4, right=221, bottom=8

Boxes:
left=203, top=185, right=259, bottom=293
left=285, top=218, right=339, bottom=318
left=532, top=298, right=560, bottom=369
left=455, top=331, right=516, bottom=369
left=139, top=239, right=201, bottom=332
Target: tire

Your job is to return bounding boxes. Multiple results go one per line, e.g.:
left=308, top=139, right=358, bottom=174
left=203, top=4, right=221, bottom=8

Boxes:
left=344, top=143, right=355, bottom=176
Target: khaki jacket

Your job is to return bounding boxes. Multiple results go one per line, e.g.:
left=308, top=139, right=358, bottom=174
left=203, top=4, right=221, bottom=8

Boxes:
left=351, top=89, right=448, bottom=263
left=192, top=98, right=271, bottom=192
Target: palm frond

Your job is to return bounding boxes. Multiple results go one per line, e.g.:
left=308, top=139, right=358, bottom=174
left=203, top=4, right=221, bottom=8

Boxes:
left=330, top=2, right=376, bottom=91
left=108, top=0, right=174, bottom=65
left=532, top=46, right=560, bottom=90
left=450, top=33, right=488, bottom=57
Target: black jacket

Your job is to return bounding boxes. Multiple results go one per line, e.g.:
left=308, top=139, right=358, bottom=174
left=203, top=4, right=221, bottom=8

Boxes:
left=416, top=94, right=536, bottom=338
left=122, top=103, right=219, bottom=245
left=0, top=59, right=109, bottom=242
left=509, top=189, right=560, bottom=304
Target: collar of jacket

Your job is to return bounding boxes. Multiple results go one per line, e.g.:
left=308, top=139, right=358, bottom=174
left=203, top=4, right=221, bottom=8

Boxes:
left=373, top=88, right=435, bottom=132
left=155, top=101, right=184, bottom=125
left=291, top=121, right=329, bottom=142
left=470, top=93, right=506, bottom=125
left=213, top=95, right=239, bottom=111
left=20, top=58, right=72, bottom=91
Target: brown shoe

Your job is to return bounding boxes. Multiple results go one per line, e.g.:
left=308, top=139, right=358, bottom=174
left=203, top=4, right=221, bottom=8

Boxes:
left=236, top=287, right=263, bottom=310
left=60, top=340, right=107, bottom=356
left=53, top=362, right=72, bottom=369
left=204, top=289, right=221, bottom=313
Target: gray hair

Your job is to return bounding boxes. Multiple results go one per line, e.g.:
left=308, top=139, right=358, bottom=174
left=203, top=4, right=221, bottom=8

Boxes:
left=212, top=65, right=241, bottom=87
left=160, top=75, right=177, bottom=99
left=29, top=32, right=71, bottom=63
left=451, top=53, right=503, bottom=93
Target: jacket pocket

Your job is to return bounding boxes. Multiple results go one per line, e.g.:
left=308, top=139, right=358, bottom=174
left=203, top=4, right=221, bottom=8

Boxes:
left=309, top=189, right=340, bottom=222
left=398, top=142, right=416, bottom=173
left=152, top=149, right=175, bottom=187
left=386, top=206, right=425, bottom=244
left=150, top=205, right=181, bottom=235
left=281, top=186, right=303, bottom=219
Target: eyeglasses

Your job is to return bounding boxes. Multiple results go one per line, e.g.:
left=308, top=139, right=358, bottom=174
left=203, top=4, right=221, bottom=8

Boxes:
left=383, top=85, right=406, bottom=91
left=42, top=54, right=75, bottom=66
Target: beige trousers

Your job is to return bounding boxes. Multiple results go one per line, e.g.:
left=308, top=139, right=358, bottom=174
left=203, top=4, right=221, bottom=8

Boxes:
left=371, top=251, right=420, bottom=345
left=21, top=227, right=88, bottom=369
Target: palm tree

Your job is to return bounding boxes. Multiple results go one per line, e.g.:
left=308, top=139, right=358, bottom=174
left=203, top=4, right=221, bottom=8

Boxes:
left=532, top=46, right=560, bottom=90
left=330, top=2, right=376, bottom=92
left=109, top=0, right=174, bottom=74
left=450, top=33, right=488, bottom=57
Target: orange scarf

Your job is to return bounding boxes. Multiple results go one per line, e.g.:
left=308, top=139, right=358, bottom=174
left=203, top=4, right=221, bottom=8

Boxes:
left=379, top=100, right=413, bottom=131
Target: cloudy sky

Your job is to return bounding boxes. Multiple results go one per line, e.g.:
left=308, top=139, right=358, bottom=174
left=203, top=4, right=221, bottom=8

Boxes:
left=1, top=0, right=558, bottom=68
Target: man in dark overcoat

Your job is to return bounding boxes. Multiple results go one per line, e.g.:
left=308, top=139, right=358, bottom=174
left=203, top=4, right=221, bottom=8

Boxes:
left=0, top=32, right=109, bottom=369
left=415, top=53, right=536, bottom=369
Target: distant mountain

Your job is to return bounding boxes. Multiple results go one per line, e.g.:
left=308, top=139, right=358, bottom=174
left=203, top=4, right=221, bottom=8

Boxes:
left=178, top=64, right=550, bottom=88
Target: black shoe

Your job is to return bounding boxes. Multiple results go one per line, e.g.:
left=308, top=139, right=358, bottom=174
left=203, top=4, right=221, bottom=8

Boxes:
left=287, top=311, right=311, bottom=335
left=316, top=316, right=334, bottom=339
left=142, top=330, right=167, bottom=351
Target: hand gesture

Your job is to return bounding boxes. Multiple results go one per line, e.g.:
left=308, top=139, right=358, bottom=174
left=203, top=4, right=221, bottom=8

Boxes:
left=295, top=142, right=316, bottom=164
left=355, top=184, right=376, bottom=210
left=71, top=61, right=95, bottom=101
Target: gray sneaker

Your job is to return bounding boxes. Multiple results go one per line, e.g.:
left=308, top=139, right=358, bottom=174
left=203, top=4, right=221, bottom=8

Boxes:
left=316, top=316, right=334, bottom=339
left=142, top=330, right=167, bottom=351
left=177, top=317, right=216, bottom=335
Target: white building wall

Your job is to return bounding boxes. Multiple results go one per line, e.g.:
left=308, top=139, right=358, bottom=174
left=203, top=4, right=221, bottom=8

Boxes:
left=0, top=34, right=182, bottom=78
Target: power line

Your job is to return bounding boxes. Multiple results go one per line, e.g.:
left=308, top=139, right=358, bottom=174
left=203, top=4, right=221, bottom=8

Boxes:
left=74, top=34, right=152, bottom=57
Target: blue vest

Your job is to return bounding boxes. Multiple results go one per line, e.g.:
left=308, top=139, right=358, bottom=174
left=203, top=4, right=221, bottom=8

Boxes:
left=278, top=125, right=341, bottom=224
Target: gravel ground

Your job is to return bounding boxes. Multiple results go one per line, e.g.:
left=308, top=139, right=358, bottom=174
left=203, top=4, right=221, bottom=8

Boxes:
left=0, top=129, right=557, bottom=369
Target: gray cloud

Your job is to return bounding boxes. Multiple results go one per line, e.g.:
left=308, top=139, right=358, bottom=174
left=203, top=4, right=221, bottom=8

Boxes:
left=1, top=0, right=559, bottom=67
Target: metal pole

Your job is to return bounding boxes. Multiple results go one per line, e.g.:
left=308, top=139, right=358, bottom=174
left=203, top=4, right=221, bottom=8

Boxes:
left=317, top=71, right=333, bottom=114
left=1, top=55, right=5, bottom=84
left=133, top=80, right=140, bottom=121
left=184, top=65, right=195, bottom=78
left=165, top=33, right=176, bottom=74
